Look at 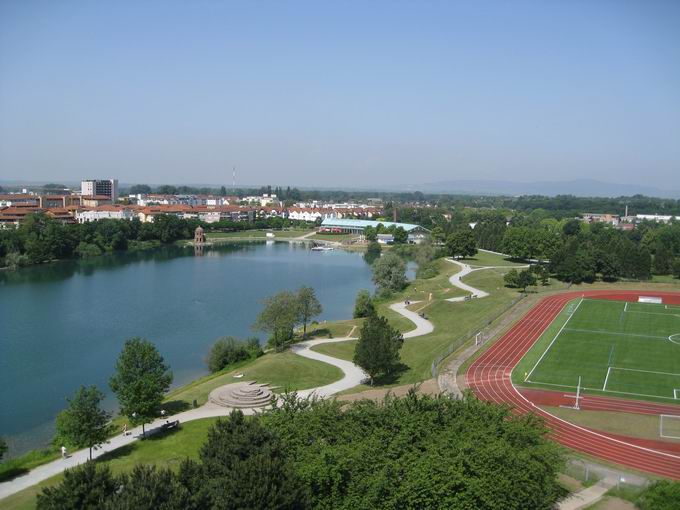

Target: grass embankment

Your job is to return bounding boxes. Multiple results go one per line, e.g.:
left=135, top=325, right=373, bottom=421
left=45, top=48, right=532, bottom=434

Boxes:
left=206, top=229, right=313, bottom=240
left=464, top=250, right=528, bottom=267
left=309, top=233, right=358, bottom=242
left=306, top=319, right=362, bottom=339
left=314, top=256, right=530, bottom=393
left=166, top=351, right=343, bottom=407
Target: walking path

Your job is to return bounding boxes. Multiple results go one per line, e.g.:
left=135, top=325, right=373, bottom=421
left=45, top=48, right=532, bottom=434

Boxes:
left=557, top=477, right=616, bottom=510
left=0, top=297, right=435, bottom=501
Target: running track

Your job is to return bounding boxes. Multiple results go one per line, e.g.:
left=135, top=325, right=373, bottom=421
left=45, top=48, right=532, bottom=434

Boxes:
left=466, top=290, right=680, bottom=480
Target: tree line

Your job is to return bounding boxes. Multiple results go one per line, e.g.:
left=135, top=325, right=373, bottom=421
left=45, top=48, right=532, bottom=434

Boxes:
left=35, top=392, right=569, bottom=510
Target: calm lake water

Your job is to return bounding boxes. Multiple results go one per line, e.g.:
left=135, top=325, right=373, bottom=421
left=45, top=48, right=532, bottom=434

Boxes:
left=0, top=242, right=374, bottom=456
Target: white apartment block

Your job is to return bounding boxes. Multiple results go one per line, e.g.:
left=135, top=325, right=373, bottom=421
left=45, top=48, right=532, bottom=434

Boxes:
left=81, top=179, right=119, bottom=201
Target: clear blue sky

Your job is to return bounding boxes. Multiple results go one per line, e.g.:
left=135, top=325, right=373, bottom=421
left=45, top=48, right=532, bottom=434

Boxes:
left=1, top=0, right=679, bottom=189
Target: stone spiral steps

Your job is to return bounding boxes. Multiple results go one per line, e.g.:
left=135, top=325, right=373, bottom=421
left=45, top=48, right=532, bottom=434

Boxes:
left=209, top=382, right=275, bottom=409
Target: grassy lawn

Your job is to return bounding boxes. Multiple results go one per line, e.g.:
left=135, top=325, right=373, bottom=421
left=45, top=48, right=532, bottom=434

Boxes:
left=312, top=339, right=357, bottom=361
left=541, top=406, right=680, bottom=443
left=332, top=266, right=526, bottom=393
left=306, top=319, right=362, bottom=339
left=310, top=233, right=358, bottom=242
left=0, top=418, right=219, bottom=510
left=462, top=250, right=528, bottom=267
left=166, top=350, right=342, bottom=406
left=206, top=229, right=313, bottom=239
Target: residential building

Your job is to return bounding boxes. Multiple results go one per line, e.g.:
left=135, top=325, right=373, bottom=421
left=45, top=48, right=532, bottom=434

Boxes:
left=81, top=179, right=119, bottom=201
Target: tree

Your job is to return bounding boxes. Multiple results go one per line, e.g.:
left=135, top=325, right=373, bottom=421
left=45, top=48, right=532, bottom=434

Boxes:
left=504, top=269, right=520, bottom=288
left=219, top=185, right=227, bottom=196
left=353, top=314, right=404, bottom=384
left=674, top=258, right=680, bottom=279
left=516, top=269, right=537, bottom=292
left=297, top=286, right=322, bottom=339
left=363, top=241, right=382, bottom=265
left=37, top=462, right=117, bottom=510
left=207, top=337, right=254, bottom=373
left=109, top=338, right=173, bottom=436
left=371, top=252, right=407, bottom=295
left=445, top=229, right=477, bottom=259
left=0, top=436, right=7, bottom=460
left=107, top=464, right=191, bottom=509
left=253, top=291, right=301, bottom=351
left=653, top=242, right=674, bottom=275
left=195, top=410, right=309, bottom=509
left=55, top=386, right=111, bottom=460
left=353, top=289, right=375, bottom=318
left=637, top=480, right=680, bottom=510
left=129, top=184, right=152, bottom=195
left=363, top=225, right=377, bottom=241
left=392, top=226, right=408, bottom=244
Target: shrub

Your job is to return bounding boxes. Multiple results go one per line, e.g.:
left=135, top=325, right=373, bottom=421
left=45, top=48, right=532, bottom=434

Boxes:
left=207, top=337, right=262, bottom=373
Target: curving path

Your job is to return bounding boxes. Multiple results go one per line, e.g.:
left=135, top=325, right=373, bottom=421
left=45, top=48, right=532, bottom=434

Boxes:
left=0, top=298, right=435, bottom=501
left=444, top=258, right=529, bottom=302
left=466, top=290, right=680, bottom=480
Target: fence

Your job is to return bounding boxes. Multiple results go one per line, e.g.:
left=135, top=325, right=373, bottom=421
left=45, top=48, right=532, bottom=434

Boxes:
left=430, top=295, right=526, bottom=379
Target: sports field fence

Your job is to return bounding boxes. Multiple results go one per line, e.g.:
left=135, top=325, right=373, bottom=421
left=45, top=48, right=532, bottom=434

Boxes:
left=430, top=294, right=526, bottom=378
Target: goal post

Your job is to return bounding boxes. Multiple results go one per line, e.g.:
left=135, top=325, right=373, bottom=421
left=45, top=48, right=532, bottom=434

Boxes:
left=659, top=414, right=680, bottom=440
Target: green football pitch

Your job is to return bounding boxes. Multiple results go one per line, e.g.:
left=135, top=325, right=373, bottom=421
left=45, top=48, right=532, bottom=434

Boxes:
left=513, top=298, right=680, bottom=404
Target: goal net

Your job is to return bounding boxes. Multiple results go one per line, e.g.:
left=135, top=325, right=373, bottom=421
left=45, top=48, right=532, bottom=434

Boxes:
left=660, top=415, right=680, bottom=440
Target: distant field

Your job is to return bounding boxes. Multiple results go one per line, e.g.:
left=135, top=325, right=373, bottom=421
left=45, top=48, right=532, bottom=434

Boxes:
left=514, top=298, right=680, bottom=404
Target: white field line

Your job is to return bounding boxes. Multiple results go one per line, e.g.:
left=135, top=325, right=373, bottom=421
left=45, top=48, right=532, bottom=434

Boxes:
left=525, top=298, right=583, bottom=382
left=603, top=366, right=612, bottom=391
left=609, top=366, right=680, bottom=378
left=524, top=379, right=680, bottom=401
left=660, top=415, right=680, bottom=440
left=563, top=327, right=669, bottom=341
left=624, top=302, right=628, bottom=312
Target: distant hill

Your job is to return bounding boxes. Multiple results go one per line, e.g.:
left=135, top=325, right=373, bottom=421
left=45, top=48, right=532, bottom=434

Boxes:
left=416, top=179, right=680, bottom=199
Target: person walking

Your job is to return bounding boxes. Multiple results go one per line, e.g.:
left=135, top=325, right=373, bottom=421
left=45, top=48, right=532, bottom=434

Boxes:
left=61, top=446, right=67, bottom=459
left=122, top=423, right=127, bottom=436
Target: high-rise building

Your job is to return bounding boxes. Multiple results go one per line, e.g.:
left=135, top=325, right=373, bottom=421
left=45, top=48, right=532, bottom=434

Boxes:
left=81, top=179, right=118, bottom=201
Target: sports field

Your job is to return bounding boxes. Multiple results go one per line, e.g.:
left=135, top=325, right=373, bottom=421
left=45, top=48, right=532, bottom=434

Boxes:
left=514, top=298, right=680, bottom=404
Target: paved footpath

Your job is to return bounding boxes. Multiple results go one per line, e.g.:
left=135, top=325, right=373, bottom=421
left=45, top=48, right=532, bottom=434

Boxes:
left=0, top=299, right=435, bottom=501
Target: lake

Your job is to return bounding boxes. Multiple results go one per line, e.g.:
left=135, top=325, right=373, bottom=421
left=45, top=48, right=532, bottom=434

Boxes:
left=0, top=242, right=374, bottom=456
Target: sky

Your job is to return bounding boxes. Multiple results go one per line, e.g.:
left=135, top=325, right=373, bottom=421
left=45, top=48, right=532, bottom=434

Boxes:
left=1, top=0, right=679, bottom=189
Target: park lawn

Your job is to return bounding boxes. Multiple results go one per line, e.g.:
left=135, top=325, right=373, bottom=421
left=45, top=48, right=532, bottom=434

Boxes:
left=306, top=319, right=362, bottom=339
left=312, top=339, right=357, bottom=361
left=310, top=233, right=358, bottom=242
left=336, top=266, right=525, bottom=393
left=165, top=350, right=342, bottom=406
left=206, top=229, right=313, bottom=239
left=0, top=419, right=220, bottom=510
left=462, top=250, right=528, bottom=267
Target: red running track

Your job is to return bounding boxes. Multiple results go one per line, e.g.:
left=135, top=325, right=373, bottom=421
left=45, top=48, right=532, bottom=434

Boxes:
left=466, top=290, right=680, bottom=480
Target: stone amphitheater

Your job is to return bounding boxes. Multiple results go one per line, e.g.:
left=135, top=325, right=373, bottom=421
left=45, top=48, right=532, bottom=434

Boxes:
left=208, top=381, right=276, bottom=409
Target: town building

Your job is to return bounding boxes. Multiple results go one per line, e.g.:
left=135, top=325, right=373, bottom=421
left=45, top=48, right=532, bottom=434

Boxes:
left=319, top=218, right=430, bottom=242
left=81, top=179, right=119, bottom=201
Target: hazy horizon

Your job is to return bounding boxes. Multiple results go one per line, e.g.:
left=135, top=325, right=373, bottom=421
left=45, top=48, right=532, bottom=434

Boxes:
left=1, top=1, right=679, bottom=188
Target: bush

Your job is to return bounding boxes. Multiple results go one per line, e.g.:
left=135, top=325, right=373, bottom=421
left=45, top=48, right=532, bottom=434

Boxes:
left=207, top=337, right=262, bottom=373
left=637, top=480, right=680, bottom=510
left=353, top=290, right=375, bottom=318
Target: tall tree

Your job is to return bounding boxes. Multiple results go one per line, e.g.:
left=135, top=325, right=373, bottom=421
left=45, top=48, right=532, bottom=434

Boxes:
left=392, top=226, right=408, bottom=244
left=353, top=314, right=404, bottom=384
left=109, top=338, right=173, bottom=436
left=195, top=410, right=309, bottom=509
left=446, top=229, right=477, bottom=259
left=653, top=242, right=674, bottom=275
left=37, top=462, right=117, bottom=510
left=296, top=286, right=322, bottom=339
left=353, top=289, right=375, bottom=318
left=55, top=386, right=111, bottom=460
left=363, top=241, right=382, bottom=265
left=253, top=291, right=301, bottom=351
left=371, top=252, right=407, bottom=295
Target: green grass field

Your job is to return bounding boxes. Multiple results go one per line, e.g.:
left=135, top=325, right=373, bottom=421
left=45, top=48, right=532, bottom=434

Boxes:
left=514, top=298, right=680, bottom=404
